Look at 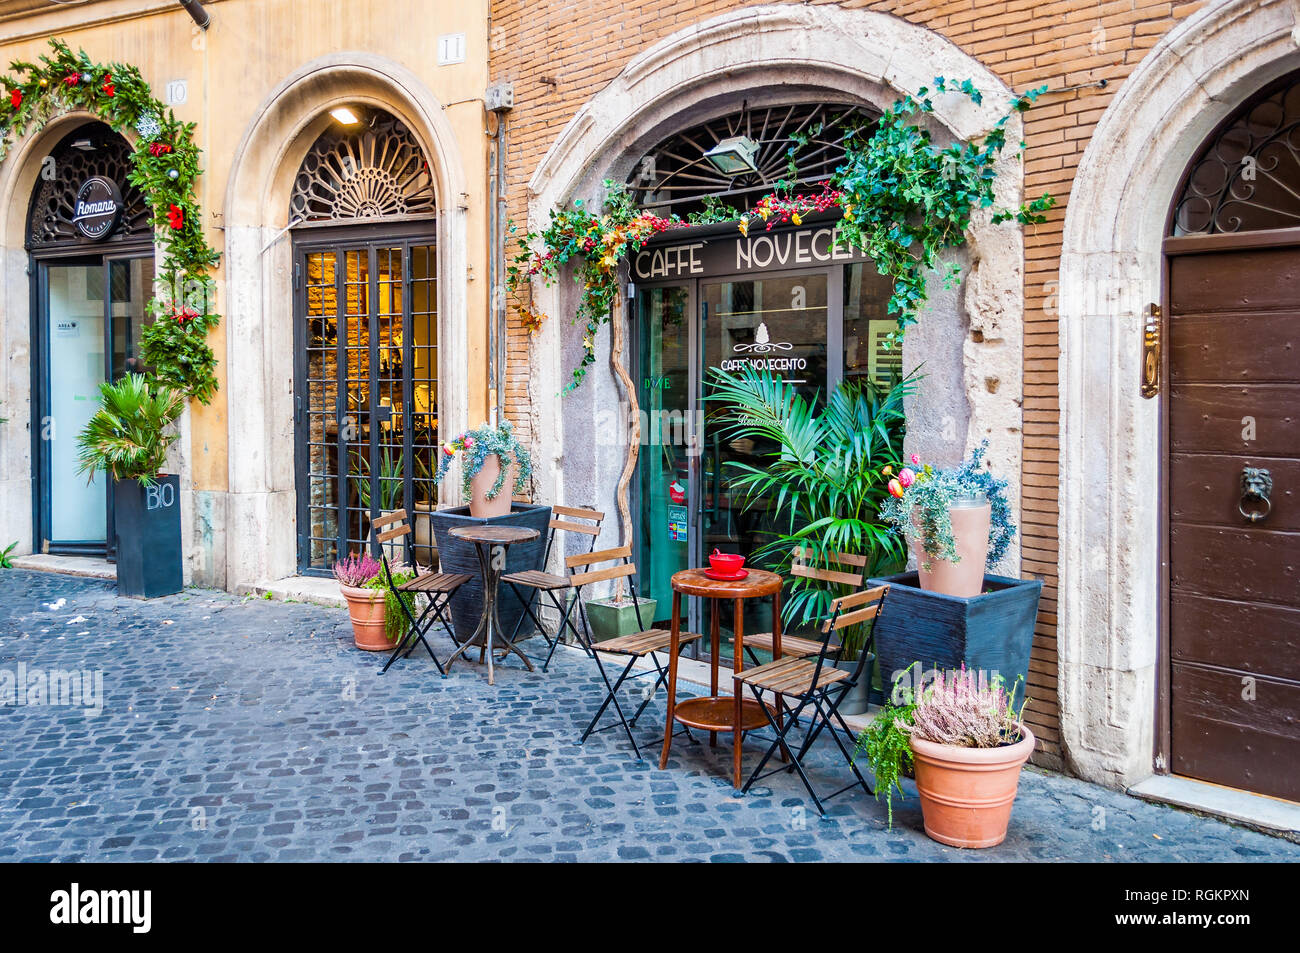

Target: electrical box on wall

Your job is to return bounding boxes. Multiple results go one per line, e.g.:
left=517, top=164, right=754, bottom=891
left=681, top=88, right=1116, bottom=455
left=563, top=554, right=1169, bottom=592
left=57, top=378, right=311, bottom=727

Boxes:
left=485, top=83, right=514, bottom=113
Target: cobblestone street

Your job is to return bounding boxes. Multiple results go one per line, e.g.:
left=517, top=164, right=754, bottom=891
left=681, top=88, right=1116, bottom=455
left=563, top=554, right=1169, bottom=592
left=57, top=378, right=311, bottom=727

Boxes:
left=0, top=570, right=1294, bottom=863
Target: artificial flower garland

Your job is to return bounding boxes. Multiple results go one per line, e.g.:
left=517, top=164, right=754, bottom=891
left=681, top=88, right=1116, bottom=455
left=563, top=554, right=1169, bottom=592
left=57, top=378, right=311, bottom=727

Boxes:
left=0, top=39, right=221, bottom=404
left=509, top=78, right=1054, bottom=392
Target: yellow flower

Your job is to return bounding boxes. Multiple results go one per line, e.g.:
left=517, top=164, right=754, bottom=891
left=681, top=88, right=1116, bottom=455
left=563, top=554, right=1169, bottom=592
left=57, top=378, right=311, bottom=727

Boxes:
left=791, top=213, right=802, bottom=226
left=738, top=220, right=749, bottom=237
left=758, top=208, right=770, bottom=221
left=601, top=254, right=618, bottom=268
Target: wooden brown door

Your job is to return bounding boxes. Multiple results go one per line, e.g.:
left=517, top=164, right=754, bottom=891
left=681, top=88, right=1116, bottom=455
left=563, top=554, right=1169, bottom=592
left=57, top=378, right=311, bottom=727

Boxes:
left=1166, top=238, right=1300, bottom=802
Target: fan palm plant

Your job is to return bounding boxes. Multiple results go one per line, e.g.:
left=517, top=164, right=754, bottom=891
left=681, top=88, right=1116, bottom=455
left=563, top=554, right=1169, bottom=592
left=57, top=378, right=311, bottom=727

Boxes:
left=75, top=374, right=185, bottom=486
left=707, top=364, right=917, bottom=658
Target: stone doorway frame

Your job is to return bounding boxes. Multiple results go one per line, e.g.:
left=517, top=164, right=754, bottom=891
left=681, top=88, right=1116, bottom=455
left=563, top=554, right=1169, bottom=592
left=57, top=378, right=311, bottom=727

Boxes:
left=1057, top=0, right=1300, bottom=788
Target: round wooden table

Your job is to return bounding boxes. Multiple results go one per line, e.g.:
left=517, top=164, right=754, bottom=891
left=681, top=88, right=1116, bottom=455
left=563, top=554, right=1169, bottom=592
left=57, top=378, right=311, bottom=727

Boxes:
left=444, top=525, right=539, bottom=685
left=658, top=567, right=783, bottom=789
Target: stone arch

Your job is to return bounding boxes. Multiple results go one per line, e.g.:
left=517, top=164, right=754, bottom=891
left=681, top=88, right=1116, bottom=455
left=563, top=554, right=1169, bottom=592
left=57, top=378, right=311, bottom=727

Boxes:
left=1057, top=0, right=1300, bottom=787
left=523, top=4, right=1027, bottom=566
left=221, top=53, right=471, bottom=590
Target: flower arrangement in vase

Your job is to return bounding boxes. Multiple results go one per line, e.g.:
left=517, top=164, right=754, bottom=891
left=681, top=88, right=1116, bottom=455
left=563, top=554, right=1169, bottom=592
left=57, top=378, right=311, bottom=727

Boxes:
left=435, top=420, right=533, bottom=517
left=878, top=440, right=1015, bottom=597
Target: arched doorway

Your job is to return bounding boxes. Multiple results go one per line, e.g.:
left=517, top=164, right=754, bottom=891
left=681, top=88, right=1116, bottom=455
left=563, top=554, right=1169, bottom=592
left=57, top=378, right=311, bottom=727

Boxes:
left=626, top=99, right=900, bottom=653
left=1162, top=72, right=1300, bottom=802
left=288, top=109, right=439, bottom=573
left=27, top=121, right=154, bottom=556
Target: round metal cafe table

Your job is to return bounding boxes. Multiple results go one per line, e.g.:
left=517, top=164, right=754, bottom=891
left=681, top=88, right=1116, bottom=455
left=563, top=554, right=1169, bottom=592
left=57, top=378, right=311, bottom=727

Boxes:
left=444, top=525, right=539, bottom=685
left=658, top=567, right=784, bottom=788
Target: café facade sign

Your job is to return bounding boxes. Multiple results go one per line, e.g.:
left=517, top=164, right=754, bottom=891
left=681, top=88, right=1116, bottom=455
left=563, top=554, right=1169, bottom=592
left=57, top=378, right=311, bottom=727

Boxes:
left=72, top=176, right=124, bottom=241
left=631, top=220, right=869, bottom=281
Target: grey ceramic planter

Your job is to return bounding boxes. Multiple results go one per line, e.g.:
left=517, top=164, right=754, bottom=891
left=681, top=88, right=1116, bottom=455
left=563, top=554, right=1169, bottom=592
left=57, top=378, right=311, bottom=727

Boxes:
left=428, top=503, right=552, bottom=645
left=867, top=571, right=1043, bottom=706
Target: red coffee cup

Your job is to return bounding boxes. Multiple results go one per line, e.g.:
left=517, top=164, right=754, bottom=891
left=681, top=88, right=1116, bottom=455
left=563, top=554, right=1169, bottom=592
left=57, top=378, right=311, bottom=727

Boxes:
left=709, top=549, right=745, bottom=574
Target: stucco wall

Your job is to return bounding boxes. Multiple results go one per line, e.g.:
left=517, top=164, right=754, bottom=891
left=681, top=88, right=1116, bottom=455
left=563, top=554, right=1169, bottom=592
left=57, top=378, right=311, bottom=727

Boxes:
left=0, top=0, right=492, bottom=589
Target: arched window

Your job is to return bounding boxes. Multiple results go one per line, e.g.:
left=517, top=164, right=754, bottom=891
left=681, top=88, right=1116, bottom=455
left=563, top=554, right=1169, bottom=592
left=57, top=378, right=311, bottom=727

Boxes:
left=289, top=110, right=435, bottom=225
left=27, top=122, right=150, bottom=249
left=626, top=101, right=875, bottom=219
left=1171, top=71, right=1300, bottom=235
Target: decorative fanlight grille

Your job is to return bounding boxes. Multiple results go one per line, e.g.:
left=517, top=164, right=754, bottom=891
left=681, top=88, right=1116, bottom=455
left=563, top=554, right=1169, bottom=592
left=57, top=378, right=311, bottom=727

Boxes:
left=1172, top=72, right=1300, bottom=235
left=27, top=123, right=149, bottom=248
left=289, top=111, right=436, bottom=224
left=627, top=101, right=876, bottom=219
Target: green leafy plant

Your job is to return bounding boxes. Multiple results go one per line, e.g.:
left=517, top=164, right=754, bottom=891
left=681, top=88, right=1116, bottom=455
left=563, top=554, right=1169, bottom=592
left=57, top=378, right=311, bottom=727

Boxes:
left=831, top=78, right=1053, bottom=342
left=367, top=567, right=415, bottom=643
left=510, top=79, right=1053, bottom=390
left=879, top=440, right=1015, bottom=571
left=707, top=364, right=916, bottom=659
left=0, top=39, right=221, bottom=403
left=0, top=541, right=16, bottom=568
left=75, top=373, right=184, bottom=486
left=435, top=420, right=532, bottom=501
left=855, top=667, right=919, bottom=827
left=353, top=448, right=405, bottom=513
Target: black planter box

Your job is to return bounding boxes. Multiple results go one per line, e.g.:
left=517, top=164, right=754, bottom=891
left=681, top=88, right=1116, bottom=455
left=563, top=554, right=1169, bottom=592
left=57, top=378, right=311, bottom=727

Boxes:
left=867, top=571, right=1043, bottom=705
left=112, top=474, right=183, bottom=599
left=428, top=503, right=552, bottom=645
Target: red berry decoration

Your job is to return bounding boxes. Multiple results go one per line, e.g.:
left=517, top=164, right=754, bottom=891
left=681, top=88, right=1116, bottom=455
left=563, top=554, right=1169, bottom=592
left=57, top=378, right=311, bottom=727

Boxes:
left=62, top=72, right=79, bottom=87
left=149, top=142, right=173, bottom=158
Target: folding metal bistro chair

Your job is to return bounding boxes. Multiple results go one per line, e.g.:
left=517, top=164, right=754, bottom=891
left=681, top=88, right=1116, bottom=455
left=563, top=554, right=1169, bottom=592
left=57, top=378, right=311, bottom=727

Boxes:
left=370, top=510, right=472, bottom=676
left=502, top=505, right=604, bottom=671
left=567, top=545, right=704, bottom=758
left=734, top=584, right=890, bottom=814
left=738, top=547, right=868, bottom=667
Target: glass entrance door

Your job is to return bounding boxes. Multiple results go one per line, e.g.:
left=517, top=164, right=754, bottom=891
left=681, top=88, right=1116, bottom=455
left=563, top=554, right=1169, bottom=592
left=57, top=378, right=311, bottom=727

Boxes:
left=698, top=273, right=829, bottom=662
left=37, top=254, right=154, bottom=553
left=296, top=240, right=439, bottom=573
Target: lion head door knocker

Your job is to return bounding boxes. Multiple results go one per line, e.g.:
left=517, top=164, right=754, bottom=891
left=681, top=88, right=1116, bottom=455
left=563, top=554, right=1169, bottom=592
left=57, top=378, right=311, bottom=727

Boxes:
left=1239, top=467, right=1273, bottom=523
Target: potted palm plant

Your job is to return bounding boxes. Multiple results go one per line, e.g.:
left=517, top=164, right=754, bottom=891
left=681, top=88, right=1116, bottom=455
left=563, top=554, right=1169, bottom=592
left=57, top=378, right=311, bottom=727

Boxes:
left=707, top=365, right=915, bottom=713
left=354, top=449, right=405, bottom=563
left=872, top=442, right=1041, bottom=709
left=75, top=374, right=185, bottom=598
left=858, top=665, right=1034, bottom=848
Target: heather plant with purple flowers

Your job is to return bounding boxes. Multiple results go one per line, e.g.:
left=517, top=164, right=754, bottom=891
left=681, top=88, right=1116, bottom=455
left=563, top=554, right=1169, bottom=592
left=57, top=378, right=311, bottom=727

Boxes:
left=333, top=552, right=380, bottom=588
left=905, top=665, right=1027, bottom=749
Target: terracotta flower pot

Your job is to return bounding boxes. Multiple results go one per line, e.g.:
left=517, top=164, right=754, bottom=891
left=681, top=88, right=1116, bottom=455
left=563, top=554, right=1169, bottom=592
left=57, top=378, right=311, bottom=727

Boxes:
left=909, top=723, right=1035, bottom=848
left=339, top=583, right=393, bottom=651
left=912, top=499, right=991, bottom=598
left=468, top=454, right=517, bottom=518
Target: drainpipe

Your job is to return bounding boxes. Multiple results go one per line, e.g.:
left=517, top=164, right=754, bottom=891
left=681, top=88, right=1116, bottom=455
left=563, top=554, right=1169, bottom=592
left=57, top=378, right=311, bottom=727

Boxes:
left=178, top=0, right=210, bottom=29
left=485, top=83, right=514, bottom=427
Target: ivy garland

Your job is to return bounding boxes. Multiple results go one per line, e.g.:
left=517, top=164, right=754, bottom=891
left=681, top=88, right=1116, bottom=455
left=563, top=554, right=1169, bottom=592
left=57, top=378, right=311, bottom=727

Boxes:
left=509, top=78, right=1055, bottom=390
left=0, top=39, right=221, bottom=404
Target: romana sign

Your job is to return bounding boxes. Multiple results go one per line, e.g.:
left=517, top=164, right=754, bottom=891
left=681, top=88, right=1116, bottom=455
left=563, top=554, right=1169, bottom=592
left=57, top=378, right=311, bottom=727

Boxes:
left=631, top=221, right=869, bottom=281
left=72, top=176, right=123, bottom=241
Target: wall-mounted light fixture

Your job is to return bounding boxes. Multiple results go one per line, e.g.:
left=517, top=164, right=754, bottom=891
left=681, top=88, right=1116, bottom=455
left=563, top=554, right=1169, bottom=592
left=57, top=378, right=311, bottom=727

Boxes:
left=703, top=135, right=760, bottom=176
left=329, top=106, right=361, bottom=126
left=177, top=0, right=210, bottom=30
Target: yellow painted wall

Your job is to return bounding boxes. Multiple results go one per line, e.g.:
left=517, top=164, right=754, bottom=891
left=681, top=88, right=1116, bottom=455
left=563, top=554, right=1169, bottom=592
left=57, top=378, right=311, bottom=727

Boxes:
left=0, top=0, right=490, bottom=496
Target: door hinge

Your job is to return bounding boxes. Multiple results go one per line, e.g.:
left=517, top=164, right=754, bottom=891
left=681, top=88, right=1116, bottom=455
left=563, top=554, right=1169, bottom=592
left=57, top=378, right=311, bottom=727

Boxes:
left=293, top=260, right=301, bottom=291
left=1141, top=303, right=1161, bottom=399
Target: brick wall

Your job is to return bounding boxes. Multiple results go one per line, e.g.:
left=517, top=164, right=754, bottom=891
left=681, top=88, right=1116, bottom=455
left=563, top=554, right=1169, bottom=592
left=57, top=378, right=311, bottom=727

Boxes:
left=490, top=0, right=1206, bottom=768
